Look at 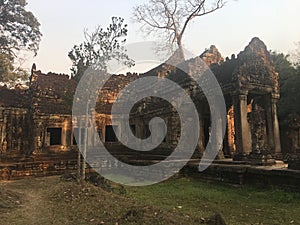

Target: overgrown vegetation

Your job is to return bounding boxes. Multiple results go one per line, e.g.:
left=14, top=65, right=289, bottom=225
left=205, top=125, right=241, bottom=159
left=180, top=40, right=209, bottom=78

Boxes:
left=271, top=50, right=300, bottom=125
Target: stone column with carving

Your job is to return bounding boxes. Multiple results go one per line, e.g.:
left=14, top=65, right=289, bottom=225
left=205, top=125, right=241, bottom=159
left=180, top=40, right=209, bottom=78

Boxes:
left=233, top=93, right=251, bottom=160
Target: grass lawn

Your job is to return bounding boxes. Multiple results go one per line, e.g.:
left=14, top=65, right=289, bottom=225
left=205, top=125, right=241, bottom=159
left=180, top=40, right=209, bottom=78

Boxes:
left=0, top=175, right=299, bottom=225
left=125, top=177, right=300, bottom=225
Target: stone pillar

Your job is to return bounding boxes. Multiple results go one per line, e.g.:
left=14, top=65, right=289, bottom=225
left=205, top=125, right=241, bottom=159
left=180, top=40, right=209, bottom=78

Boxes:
left=1, top=112, right=8, bottom=153
left=197, top=116, right=205, bottom=155
left=22, top=112, right=27, bottom=153
left=265, top=94, right=281, bottom=155
left=135, top=118, right=144, bottom=139
left=2, top=112, right=7, bottom=144
left=233, top=93, right=251, bottom=160
left=66, top=121, right=72, bottom=147
left=16, top=111, right=22, bottom=152
left=265, top=96, right=275, bottom=151
left=120, top=117, right=128, bottom=145
left=271, top=96, right=281, bottom=155
left=7, top=112, right=13, bottom=151
left=211, top=101, right=225, bottom=160
left=101, top=124, right=105, bottom=143
left=227, top=106, right=236, bottom=156
left=33, top=121, right=42, bottom=153
left=0, top=124, right=2, bottom=151
left=216, top=114, right=225, bottom=159
left=88, top=123, right=93, bottom=147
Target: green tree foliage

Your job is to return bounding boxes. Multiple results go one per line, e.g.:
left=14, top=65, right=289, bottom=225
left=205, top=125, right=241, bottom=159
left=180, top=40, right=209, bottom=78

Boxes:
left=0, top=0, right=42, bottom=84
left=279, top=74, right=300, bottom=121
left=270, top=51, right=296, bottom=82
left=0, top=0, right=42, bottom=56
left=68, top=17, right=134, bottom=181
left=68, top=17, right=134, bottom=82
left=271, top=51, right=300, bottom=124
left=0, top=53, right=28, bottom=84
left=0, top=53, right=14, bottom=81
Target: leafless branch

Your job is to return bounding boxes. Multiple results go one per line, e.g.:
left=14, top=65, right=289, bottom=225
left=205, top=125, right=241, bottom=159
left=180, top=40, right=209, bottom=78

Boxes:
left=132, top=0, right=226, bottom=58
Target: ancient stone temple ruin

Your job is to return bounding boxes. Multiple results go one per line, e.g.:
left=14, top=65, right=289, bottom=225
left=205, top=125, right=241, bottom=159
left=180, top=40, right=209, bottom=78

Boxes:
left=211, top=37, right=282, bottom=161
left=127, top=37, right=282, bottom=163
left=0, top=37, right=294, bottom=179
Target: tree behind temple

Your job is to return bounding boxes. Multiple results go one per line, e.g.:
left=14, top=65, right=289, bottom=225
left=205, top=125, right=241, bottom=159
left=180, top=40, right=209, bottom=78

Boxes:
left=0, top=53, right=28, bottom=86
left=132, top=0, right=225, bottom=60
left=0, top=0, right=42, bottom=56
left=271, top=51, right=300, bottom=123
left=68, top=17, right=134, bottom=182
left=68, top=17, right=134, bottom=82
left=0, top=0, right=42, bottom=84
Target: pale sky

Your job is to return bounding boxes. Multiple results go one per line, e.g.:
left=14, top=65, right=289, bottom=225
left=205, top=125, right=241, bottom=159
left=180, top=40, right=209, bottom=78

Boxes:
left=24, top=0, right=300, bottom=74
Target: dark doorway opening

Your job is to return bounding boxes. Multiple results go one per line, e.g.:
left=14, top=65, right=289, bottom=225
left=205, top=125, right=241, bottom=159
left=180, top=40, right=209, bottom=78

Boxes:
left=130, top=125, right=136, bottom=136
left=144, top=125, right=151, bottom=139
left=47, top=128, right=62, bottom=145
left=105, top=125, right=118, bottom=142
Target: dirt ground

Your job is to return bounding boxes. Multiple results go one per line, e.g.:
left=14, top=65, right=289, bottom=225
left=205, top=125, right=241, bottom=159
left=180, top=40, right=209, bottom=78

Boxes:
left=0, top=176, right=212, bottom=225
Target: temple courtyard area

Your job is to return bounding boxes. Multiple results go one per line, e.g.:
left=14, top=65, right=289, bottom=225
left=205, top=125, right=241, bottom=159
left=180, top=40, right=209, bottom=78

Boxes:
left=0, top=175, right=299, bottom=225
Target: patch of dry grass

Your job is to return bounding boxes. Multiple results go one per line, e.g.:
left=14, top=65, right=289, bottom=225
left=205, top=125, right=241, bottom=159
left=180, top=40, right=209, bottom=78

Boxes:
left=0, top=188, right=22, bottom=210
left=0, top=177, right=202, bottom=225
left=125, top=177, right=300, bottom=225
left=1, top=175, right=298, bottom=225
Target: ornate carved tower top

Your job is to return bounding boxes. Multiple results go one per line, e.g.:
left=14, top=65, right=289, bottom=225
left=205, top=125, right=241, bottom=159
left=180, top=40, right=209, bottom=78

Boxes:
left=233, top=37, right=280, bottom=95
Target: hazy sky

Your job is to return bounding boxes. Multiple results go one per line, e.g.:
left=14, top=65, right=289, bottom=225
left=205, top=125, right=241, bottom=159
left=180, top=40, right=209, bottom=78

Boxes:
left=25, top=0, right=300, bottom=74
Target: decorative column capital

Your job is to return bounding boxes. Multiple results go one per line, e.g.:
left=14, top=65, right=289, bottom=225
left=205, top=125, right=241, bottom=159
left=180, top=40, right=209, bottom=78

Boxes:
left=239, top=94, right=247, bottom=101
left=271, top=97, right=279, bottom=105
left=271, top=93, right=280, bottom=100
left=232, top=90, right=248, bottom=98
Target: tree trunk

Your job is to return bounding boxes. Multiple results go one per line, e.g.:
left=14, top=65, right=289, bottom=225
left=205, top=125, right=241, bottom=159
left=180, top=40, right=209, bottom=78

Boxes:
left=177, top=42, right=185, bottom=61
left=82, top=103, right=89, bottom=181
left=77, top=121, right=82, bottom=183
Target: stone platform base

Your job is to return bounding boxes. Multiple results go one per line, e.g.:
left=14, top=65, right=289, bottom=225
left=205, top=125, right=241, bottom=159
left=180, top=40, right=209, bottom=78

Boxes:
left=0, top=151, right=78, bottom=180
left=184, top=159, right=300, bottom=190
left=247, top=152, right=276, bottom=166
left=288, top=160, right=300, bottom=170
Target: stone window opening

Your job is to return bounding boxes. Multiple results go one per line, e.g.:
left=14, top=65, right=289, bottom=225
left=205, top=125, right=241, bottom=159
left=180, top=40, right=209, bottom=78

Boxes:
left=47, top=128, right=62, bottom=146
left=105, top=125, right=118, bottom=143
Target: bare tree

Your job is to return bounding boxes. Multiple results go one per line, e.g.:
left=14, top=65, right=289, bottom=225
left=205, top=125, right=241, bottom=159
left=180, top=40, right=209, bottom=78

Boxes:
left=133, top=0, right=225, bottom=59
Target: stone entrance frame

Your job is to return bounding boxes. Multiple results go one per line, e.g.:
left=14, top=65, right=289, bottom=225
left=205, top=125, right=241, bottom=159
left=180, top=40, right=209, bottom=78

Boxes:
left=125, top=38, right=282, bottom=161
left=225, top=38, right=281, bottom=160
